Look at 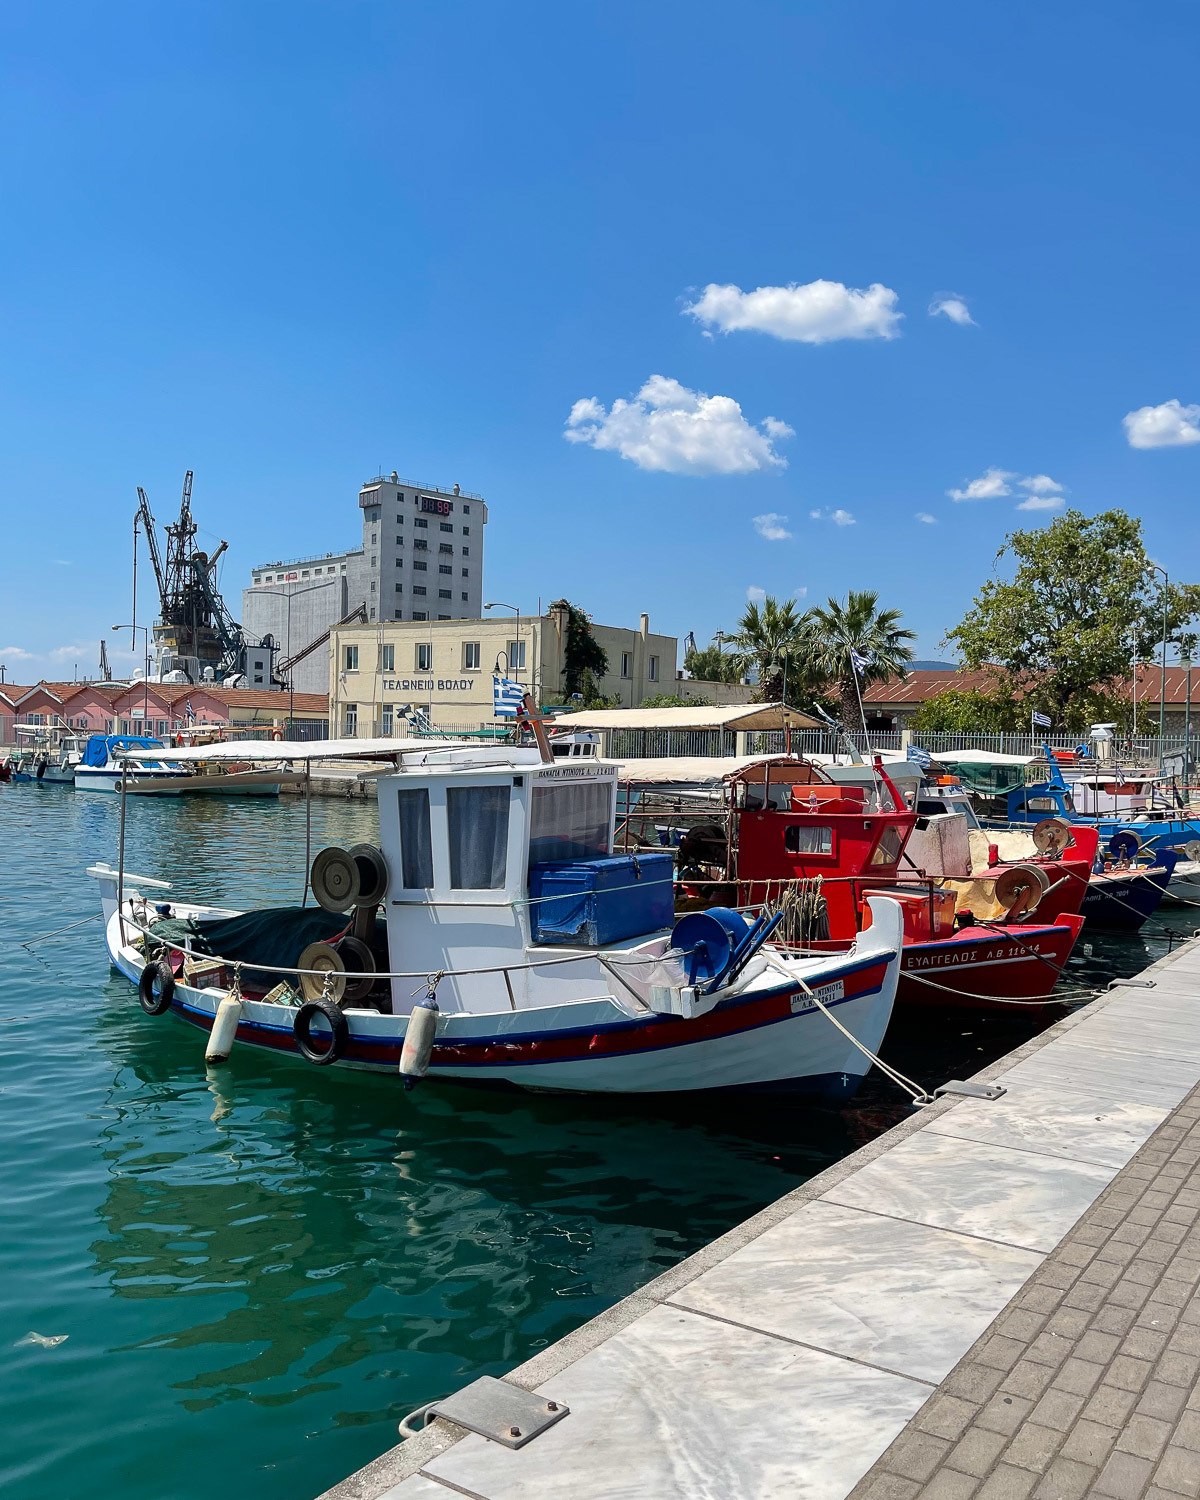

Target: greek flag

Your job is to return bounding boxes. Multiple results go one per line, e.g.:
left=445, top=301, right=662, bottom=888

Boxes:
left=1031, top=711, right=1052, bottom=728
left=184, top=699, right=196, bottom=723
left=850, top=647, right=871, bottom=676
left=907, top=746, right=933, bottom=770
left=492, top=675, right=525, bottom=718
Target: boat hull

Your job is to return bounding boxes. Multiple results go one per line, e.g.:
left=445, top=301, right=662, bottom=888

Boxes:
left=895, top=915, right=1085, bottom=1013
left=108, top=927, right=898, bottom=1098
left=1080, top=863, right=1174, bottom=931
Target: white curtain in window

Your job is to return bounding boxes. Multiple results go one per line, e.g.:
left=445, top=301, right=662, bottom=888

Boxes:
left=396, top=788, right=433, bottom=887
left=447, top=785, right=509, bottom=889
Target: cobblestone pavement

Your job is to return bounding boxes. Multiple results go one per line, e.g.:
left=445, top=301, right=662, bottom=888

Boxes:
left=851, top=1081, right=1200, bottom=1500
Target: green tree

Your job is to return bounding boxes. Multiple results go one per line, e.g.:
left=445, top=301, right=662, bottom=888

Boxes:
left=557, top=600, right=609, bottom=698
left=683, top=643, right=742, bottom=683
left=728, top=597, right=814, bottom=703
left=639, top=692, right=710, bottom=708
left=946, top=509, right=1200, bottom=730
left=806, top=590, right=916, bottom=726
left=911, top=686, right=1023, bottom=733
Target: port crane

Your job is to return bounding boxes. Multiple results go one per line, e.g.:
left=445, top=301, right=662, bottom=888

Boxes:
left=135, top=472, right=247, bottom=681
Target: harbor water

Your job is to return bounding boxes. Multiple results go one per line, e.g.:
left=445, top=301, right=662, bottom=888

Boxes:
left=0, top=788, right=1193, bottom=1500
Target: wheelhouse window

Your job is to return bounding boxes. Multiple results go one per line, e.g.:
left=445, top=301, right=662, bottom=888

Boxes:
left=869, top=826, right=905, bottom=865
left=783, top=825, right=834, bottom=856
left=447, top=785, right=509, bottom=889
left=529, top=782, right=611, bottom=865
left=396, top=788, right=433, bottom=887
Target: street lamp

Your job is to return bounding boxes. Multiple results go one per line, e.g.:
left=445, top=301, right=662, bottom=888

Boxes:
left=485, top=602, right=522, bottom=680
left=255, top=581, right=334, bottom=731
left=1148, top=563, right=1169, bottom=763
left=112, top=623, right=150, bottom=729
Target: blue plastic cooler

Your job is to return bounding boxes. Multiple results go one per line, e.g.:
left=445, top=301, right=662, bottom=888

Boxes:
left=527, top=852, right=675, bottom=946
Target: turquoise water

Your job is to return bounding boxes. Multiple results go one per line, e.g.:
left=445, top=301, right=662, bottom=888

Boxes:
left=0, top=787, right=1189, bottom=1500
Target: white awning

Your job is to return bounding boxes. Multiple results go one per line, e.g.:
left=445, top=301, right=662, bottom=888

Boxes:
left=933, top=749, right=1038, bottom=767
left=119, top=736, right=470, bottom=764
left=550, top=702, right=820, bottom=732
left=612, top=754, right=789, bottom=785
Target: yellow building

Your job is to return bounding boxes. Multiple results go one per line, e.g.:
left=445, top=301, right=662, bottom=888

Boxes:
left=328, top=602, right=678, bottom=735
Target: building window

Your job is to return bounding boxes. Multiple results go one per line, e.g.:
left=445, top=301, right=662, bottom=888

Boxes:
left=395, top=582, right=403, bottom=593
left=648, top=655, right=659, bottom=682
left=414, top=561, right=427, bottom=572
left=413, top=610, right=427, bottom=620
left=621, top=651, right=632, bottom=678
left=371, top=532, right=377, bottom=545
left=507, top=639, right=527, bottom=670
left=415, top=643, right=432, bottom=671
left=415, top=517, right=428, bottom=529
left=440, top=522, right=453, bottom=533
left=463, top=526, right=470, bottom=535
left=396, top=535, right=404, bottom=546
left=394, top=610, right=403, bottom=619
left=344, top=703, right=358, bottom=736
left=344, top=645, right=359, bottom=672
left=439, top=543, right=453, bottom=554
left=413, top=585, right=426, bottom=596
left=461, top=592, right=468, bottom=601
left=381, top=703, right=393, bottom=736
left=370, top=580, right=376, bottom=593
left=414, top=539, right=428, bottom=550
left=382, top=644, right=395, bottom=672
left=301, top=570, right=310, bottom=578
left=439, top=588, right=451, bottom=599
left=463, top=642, right=481, bottom=671
left=439, top=564, right=452, bottom=575
left=438, top=613, right=450, bottom=619
left=463, top=504, right=470, bottom=514
left=462, top=546, right=469, bottom=556
left=462, top=568, right=469, bottom=577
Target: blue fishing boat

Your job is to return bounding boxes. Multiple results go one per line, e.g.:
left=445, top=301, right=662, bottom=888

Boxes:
left=1000, top=747, right=1200, bottom=855
left=1080, top=847, right=1179, bottom=931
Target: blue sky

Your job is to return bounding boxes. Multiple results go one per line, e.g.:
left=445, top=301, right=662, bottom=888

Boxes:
left=2, top=1, right=1199, bottom=683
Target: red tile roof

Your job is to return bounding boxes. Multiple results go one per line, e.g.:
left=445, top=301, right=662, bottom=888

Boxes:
left=864, top=665, right=1200, bottom=707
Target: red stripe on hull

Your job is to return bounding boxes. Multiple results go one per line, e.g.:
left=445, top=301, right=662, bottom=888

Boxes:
left=896, top=917, right=1083, bottom=1012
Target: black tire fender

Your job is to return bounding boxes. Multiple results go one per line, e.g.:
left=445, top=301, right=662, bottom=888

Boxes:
left=293, top=997, right=349, bottom=1065
left=139, top=958, right=175, bottom=1016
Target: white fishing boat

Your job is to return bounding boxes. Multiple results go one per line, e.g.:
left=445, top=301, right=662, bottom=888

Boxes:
left=8, top=726, right=89, bottom=784
left=89, top=737, right=904, bottom=1098
left=72, top=734, right=193, bottom=794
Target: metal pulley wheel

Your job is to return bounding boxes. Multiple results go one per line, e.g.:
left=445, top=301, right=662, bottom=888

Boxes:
left=1031, top=817, right=1071, bottom=857
left=335, top=935, right=377, bottom=1005
left=348, top=843, right=389, bottom=907
left=1182, top=840, right=1200, bottom=862
left=993, top=863, right=1049, bottom=919
left=1108, top=830, right=1141, bottom=863
left=310, top=846, right=361, bottom=912
left=297, top=941, right=347, bottom=1002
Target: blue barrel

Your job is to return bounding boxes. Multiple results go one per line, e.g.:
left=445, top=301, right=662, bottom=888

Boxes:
left=671, top=907, right=751, bottom=987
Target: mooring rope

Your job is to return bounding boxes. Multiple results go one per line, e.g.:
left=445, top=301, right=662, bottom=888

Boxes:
left=794, top=973, right=934, bottom=1106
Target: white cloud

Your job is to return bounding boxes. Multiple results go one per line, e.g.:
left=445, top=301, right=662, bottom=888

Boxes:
left=1018, top=474, right=1064, bottom=495
left=929, top=293, right=975, bottom=327
left=0, top=645, right=36, bottom=662
left=752, top=512, right=792, bottom=541
left=685, top=279, right=901, bottom=344
left=1123, top=399, right=1200, bottom=450
left=915, top=512, right=937, bottom=524
left=1017, top=495, right=1065, bottom=512
left=746, top=585, right=767, bottom=604
left=810, top=506, right=856, bottom=526
left=793, top=586, right=808, bottom=599
left=565, top=375, right=792, bottom=474
left=947, top=467, right=1014, bottom=501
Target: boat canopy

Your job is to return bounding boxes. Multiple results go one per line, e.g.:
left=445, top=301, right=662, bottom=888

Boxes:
left=548, top=702, right=822, bottom=731
left=933, top=750, right=1037, bottom=767
left=611, top=754, right=792, bottom=785
left=82, top=734, right=164, bottom=767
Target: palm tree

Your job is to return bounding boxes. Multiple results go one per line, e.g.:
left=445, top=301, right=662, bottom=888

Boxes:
left=729, top=596, right=815, bottom=703
left=806, top=590, right=916, bottom=728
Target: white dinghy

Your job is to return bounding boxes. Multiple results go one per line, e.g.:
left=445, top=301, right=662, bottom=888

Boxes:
left=89, top=738, right=904, bottom=1098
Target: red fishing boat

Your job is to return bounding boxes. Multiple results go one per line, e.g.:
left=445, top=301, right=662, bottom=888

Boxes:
left=618, top=756, right=1089, bottom=1013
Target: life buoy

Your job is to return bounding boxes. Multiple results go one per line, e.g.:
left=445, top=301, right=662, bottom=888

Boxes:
left=293, top=997, right=349, bottom=1064
left=271, top=729, right=284, bottom=741
left=138, top=958, right=175, bottom=1015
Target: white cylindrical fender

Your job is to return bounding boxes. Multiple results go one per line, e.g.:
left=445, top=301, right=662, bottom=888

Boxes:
left=206, top=997, right=244, bottom=1065
left=399, top=998, right=439, bottom=1090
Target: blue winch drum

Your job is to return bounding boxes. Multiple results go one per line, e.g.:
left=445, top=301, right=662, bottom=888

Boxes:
left=671, top=907, right=752, bottom=987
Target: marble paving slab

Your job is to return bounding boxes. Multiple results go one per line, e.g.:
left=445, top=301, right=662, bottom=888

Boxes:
left=1069, top=1015, right=1200, bottom=1063
left=925, top=1078, right=1170, bottom=1169
left=424, top=1303, right=930, bottom=1500
left=821, top=1131, right=1114, bottom=1253
left=999, top=1039, right=1199, bottom=1109
left=380, top=1477, right=458, bottom=1499
left=668, top=1198, right=1041, bottom=1385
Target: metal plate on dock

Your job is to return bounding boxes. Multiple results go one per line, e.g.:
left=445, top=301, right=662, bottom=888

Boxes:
left=428, top=1376, right=569, bottom=1448
left=934, top=1080, right=1007, bottom=1101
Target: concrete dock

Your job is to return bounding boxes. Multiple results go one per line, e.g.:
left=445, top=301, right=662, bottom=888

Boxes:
left=321, top=937, right=1200, bottom=1500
